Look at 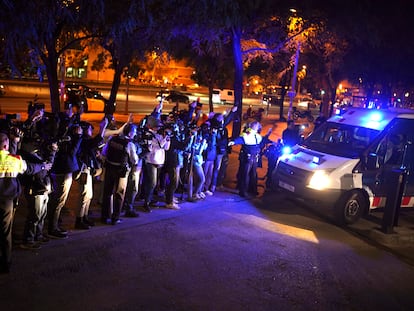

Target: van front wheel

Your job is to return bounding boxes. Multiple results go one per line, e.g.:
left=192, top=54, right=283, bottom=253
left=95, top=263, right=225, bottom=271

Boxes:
left=334, top=190, right=367, bottom=225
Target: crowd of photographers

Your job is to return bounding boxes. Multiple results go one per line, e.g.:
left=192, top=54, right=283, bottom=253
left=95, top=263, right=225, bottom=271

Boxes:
left=0, top=96, right=290, bottom=273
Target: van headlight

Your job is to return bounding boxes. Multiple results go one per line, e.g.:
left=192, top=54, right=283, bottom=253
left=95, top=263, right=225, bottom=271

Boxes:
left=308, top=170, right=331, bottom=190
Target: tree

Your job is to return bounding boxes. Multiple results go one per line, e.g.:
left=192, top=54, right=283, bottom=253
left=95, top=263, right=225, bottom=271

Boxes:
left=168, top=35, right=234, bottom=113
left=0, top=0, right=104, bottom=113
left=91, top=51, right=107, bottom=82
left=93, top=0, right=164, bottom=114
left=167, top=0, right=293, bottom=137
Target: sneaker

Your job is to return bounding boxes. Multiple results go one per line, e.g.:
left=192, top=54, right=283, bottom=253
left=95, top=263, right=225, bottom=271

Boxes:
left=166, top=202, right=180, bottom=210
left=188, top=196, right=198, bottom=203
left=57, top=227, right=68, bottom=234
left=111, top=218, right=123, bottom=225
left=199, top=192, right=206, bottom=199
left=20, top=242, right=41, bottom=250
left=173, top=197, right=179, bottom=204
left=205, top=190, right=213, bottom=196
left=48, top=230, right=68, bottom=239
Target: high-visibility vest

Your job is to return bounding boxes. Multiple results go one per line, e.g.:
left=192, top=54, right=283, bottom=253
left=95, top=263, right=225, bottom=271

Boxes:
left=0, top=150, right=26, bottom=178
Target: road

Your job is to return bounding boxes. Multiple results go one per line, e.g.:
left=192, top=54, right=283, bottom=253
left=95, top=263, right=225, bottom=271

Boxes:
left=0, top=80, right=321, bottom=120
left=0, top=80, right=265, bottom=116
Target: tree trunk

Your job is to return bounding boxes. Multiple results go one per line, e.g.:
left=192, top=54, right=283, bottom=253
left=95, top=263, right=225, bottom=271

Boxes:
left=42, top=50, right=61, bottom=114
left=106, top=60, right=124, bottom=115
left=231, top=26, right=243, bottom=139
left=208, top=83, right=214, bottom=113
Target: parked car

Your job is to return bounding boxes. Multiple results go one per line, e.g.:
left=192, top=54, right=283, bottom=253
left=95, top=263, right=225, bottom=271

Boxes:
left=156, top=90, right=189, bottom=104
left=262, top=94, right=280, bottom=105
left=297, top=96, right=318, bottom=109
left=64, top=83, right=107, bottom=112
left=155, top=89, right=170, bottom=102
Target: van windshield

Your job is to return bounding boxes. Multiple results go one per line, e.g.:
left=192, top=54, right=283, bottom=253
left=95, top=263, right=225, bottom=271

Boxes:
left=303, top=122, right=380, bottom=158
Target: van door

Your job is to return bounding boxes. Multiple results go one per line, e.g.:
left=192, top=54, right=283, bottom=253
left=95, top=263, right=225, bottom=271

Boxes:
left=362, top=119, right=414, bottom=205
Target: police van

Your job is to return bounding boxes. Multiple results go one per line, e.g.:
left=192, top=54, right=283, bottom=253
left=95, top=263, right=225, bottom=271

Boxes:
left=273, top=107, right=414, bottom=224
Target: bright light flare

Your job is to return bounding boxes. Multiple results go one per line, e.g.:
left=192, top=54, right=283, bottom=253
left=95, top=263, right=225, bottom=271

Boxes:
left=308, top=170, right=331, bottom=190
left=228, top=213, right=319, bottom=244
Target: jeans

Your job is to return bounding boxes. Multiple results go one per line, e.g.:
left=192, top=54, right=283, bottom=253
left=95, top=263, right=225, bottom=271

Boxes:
left=77, top=168, right=93, bottom=218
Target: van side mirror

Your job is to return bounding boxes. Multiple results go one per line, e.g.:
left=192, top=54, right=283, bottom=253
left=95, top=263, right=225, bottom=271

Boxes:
left=366, top=152, right=379, bottom=170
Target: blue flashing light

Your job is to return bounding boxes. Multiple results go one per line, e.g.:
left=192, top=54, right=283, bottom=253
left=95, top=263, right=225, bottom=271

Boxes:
left=362, top=111, right=384, bottom=130
left=282, top=146, right=292, bottom=155
left=369, top=111, right=382, bottom=122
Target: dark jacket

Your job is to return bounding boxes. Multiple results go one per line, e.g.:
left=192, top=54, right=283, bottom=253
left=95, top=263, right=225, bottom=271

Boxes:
left=165, top=134, right=192, bottom=168
left=51, top=134, right=82, bottom=174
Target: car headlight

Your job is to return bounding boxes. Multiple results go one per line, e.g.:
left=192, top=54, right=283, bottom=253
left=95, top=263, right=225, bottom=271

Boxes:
left=308, top=170, right=331, bottom=190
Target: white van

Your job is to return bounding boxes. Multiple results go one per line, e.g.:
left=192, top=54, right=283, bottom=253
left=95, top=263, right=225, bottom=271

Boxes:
left=212, top=89, right=234, bottom=105
left=273, top=107, right=414, bottom=224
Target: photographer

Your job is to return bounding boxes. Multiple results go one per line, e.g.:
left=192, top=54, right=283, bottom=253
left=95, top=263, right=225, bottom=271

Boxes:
left=17, top=106, right=59, bottom=249
left=74, top=118, right=108, bottom=229
left=162, top=120, right=194, bottom=209
left=141, top=116, right=170, bottom=212
left=200, top=121, right=217, bottom=197
left=47, top=123, right=83, bottom=239
left=208, top=106, right=237, bottom=193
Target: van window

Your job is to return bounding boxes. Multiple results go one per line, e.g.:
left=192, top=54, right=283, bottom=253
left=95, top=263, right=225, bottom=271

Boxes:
left=303, top=122, right=380, bottom=158
left=369, top=118, right=414, bottom=168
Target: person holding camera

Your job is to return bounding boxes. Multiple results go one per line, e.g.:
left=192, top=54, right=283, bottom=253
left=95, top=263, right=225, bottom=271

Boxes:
left=141, top=116, right=171, bottom=212
left=17, top=107, right=58, bottom=249
left=200, top=121, right=217, bottom=197
left=47, top=123, right=83, bottom=239
left=203, top=106, right=237, bottom=194
left=100, top=123, right=139, bottom=225
left=188, top=129, right=208, bottom=201
left=74, top=118, right=108, bottom=229
left=162, top=121, right=194, bottom=209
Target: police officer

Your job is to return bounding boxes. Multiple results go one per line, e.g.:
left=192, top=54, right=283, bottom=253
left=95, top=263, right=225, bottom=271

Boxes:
left=101, top=123, right=139, bottom=225
left=228, top=121, right=263, bottom=197
left=282, top=120, right=301, bottom=147
left=0, top=132, right=51, bottom=273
